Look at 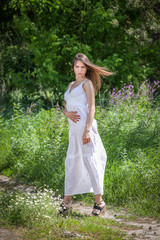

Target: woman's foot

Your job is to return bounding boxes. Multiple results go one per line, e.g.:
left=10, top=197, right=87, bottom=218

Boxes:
left=89, top=200, right=106, bottom=216
left=59, top=201, right=72, bottom=216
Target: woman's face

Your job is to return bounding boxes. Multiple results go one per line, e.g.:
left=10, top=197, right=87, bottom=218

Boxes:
left=73, top=60, right=87, bottom=79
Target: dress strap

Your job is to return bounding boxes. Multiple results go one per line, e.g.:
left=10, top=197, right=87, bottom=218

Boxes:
left=81, top=79, right=87, bottom=86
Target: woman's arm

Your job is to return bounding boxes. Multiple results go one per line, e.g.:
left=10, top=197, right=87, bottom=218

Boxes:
left=82, top=80, right=95, bottom=144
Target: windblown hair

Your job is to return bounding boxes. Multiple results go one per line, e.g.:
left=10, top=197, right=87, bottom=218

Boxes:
left=72, top=53, right=113, bottom=93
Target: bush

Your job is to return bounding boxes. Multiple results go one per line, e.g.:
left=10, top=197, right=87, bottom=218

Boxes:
left=98, top=81, right=160, bottom=217
left=0, top=81, right=160, bottom=217
left=0, top=105, right=68, bottom=192
left=0, top=188, right=60, bottom=226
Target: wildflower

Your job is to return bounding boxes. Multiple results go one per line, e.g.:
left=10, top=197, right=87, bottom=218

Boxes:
left=154, top=80, right=157, bottom=85
left=111, top=19, right=119, bottom=27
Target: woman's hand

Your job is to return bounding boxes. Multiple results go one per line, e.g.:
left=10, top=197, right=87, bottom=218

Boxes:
left=65, top=110, right=81, bottom=123
left=83, top=130, right=91, bottom=145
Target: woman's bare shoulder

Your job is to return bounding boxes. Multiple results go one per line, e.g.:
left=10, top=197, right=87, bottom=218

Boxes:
left=83, top=79, right=94, bottom=88
left=66, top=81, right=74, bottom=90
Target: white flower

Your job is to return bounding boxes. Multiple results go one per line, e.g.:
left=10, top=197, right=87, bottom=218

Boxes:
left=111, top=19, right=119, bottom=27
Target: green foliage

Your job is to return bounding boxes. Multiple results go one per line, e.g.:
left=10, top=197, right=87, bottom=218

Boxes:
left=0, top=82, right=160, bottom=218
left=0, top=188, right=60, bottom=226
left=97, top=84, right=160, bottom=217
left=0, top=0, right=159, bottom=108
left=0, top=106, right=68, bottom=191
left=0, top=190, right=127, bottom=239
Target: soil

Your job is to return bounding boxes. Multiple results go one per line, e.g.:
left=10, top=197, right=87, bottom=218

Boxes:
left=0, top=227, right=26, bottom=240
left=0, top=175, right=160, bottom=240
left=72, top=202, right=160, bottom=240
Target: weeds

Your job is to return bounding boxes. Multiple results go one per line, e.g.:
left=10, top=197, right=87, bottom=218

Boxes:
left=0, top=189, right=129, bottom=239
left=0, top=80, right=160, bottom=218
left=0, top=188, right=61, bottom=226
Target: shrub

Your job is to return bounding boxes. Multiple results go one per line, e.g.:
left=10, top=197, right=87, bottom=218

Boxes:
left=0, top=80, right=160, bottom=217
left=0, top=188, right=60, bottom=226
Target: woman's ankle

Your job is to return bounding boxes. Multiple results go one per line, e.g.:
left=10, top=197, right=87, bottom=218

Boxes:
left=64, top=195, right=72, bottom=204
left=94, top=194, right=103, bottom=204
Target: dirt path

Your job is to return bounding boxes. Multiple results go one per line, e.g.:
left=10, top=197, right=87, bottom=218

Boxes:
left=0, top=175, right=160, bottom=240
left=0, top=227, right=25, bottom=240
left=72, top=203, right=160, bottom=240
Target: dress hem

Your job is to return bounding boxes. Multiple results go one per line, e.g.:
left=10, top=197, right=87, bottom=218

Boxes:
left=64, top=190, right=103, bottom=196
left=65, top=190, right=94, bottom=196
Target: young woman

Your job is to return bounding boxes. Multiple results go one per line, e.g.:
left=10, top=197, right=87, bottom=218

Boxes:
left=60, top=53, right=113, bottom=216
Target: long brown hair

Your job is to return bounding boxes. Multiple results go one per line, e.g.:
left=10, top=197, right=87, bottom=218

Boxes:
left=72, top=53, right=113, bottom=93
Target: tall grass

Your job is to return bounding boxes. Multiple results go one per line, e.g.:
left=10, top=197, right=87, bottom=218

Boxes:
left=0, top=188, right=60, bottom=226
left=0, top=80, right=160, bottom=218
left=99, top=80, right=160, bottom=217
left=0, top=189, right=127, bottom=239
left=0, top=106, right=68, bottom=191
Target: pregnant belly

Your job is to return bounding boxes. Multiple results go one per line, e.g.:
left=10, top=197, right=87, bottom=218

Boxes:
left=67, top=105, right=88, bottom=128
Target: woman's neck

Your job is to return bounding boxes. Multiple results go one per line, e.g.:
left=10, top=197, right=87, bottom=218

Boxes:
left=75, top=77, right=86, bottom=82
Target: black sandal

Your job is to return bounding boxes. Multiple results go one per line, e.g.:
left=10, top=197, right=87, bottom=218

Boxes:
left=89, top=201, right=106, bottom=216
left=59, top=201, right=72, bottom=216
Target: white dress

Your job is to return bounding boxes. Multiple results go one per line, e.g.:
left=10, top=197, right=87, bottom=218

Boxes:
left=64, top=79, right=107, bottom=196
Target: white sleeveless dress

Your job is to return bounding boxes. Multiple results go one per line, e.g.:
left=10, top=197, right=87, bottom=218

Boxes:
left=64, top=79, right=107, bottom=196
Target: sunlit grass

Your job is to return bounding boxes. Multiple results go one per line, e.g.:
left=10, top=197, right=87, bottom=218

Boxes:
left=0, top=189, right=135, bottom=240
left=0, top=80, right=160, bottom=218
left=0, top=188, right=61, bottom=226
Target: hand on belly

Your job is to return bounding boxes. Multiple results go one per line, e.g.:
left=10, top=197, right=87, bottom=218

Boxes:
left=66, top=111, right=81, bottom=123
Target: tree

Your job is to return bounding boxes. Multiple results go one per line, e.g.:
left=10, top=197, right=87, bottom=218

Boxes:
left=0, top=0, right=159, bottom=108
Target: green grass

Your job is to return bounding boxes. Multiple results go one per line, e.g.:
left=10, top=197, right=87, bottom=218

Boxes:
left=0, top=189, right=135, bottom=240
left=24, top=217, right=131, bottom=240
left=0, top=81, right=160, bottom=218
left=114, top=215, right=138, bottom=221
